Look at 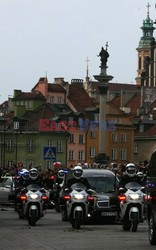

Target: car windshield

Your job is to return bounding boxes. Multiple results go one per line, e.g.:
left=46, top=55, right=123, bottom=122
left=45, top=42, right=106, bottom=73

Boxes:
left=86, top=176, right=116, bottom=194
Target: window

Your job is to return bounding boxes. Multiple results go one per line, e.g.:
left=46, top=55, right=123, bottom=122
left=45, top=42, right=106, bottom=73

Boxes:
left=27, top=139, right=34, bottom=151
left=50, top=96, right=54, bottom=104
left=14, top=121, right=19, bottom=130
left=139, top=124, right=144, bottom=133
left=56, top=141, right=63, bottom=152
left=111, top=149, right=117, bottom=160
left=120, top=149, right=127, bottom=160
left=94, top=113, right=99, bottom=122
left=58, top=96, right=62, bottom=104
left=91, top=131, right=96, bottom=138
left=48, top=140, right=55, bottom=147
left=28, top=101, right=32, bottom=108
left=69, top=134, right=74, bottom=143
left=78, top=151, right=84, bottom=161
left=79, top=134, right=84, bottom=144
left=134, top=144, right=138, bottom=154
left=69, top=150, right=74, bottom=160
left=69, top=117, right=73, bottom=122
left=90, top=147, right=95, bottom=158
left=120, top=133, right=127, bottom=142
left=111, top=133, right=117, bottom=142
left=6, top=139, right=13, bottom=151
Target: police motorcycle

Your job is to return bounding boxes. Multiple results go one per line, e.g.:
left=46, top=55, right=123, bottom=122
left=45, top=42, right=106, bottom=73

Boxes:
left=118, top=181, right=145, bottom=232
left=18, top=184, right=48, bottom=226
left=64, top=182, right=94, bottom=229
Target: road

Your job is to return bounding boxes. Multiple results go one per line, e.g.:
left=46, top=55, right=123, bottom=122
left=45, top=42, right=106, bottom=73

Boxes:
left=0, top=207, right=155, bottom=250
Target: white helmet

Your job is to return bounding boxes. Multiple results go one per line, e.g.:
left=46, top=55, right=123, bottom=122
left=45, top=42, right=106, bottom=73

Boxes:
left=125, top=163, right=136, bottom=178
left=29, top=168, right=38, bottom=180
left=73, top=166, right=83, bottom=179
left=58, top=170, right=64, bottom=179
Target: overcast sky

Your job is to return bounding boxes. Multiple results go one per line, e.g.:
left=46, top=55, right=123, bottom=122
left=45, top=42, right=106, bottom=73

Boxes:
left=0, top=0, right=156, bottom=103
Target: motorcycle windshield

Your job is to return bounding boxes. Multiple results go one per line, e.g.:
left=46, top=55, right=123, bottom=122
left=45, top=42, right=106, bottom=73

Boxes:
left=26, top=184, right=41, bottom=191
left=70, top=183, right=87, bottom=191
left=125, top=182, right=142, bottom=191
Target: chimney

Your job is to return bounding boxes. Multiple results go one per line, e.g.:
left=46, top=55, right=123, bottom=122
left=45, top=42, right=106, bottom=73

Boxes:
left=54, top=77, right=64, bottom=85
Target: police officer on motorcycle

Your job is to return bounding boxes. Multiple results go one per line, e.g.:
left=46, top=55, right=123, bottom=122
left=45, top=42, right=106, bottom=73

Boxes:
left=118, top=163, right=146, bottom=191
left=66, top=166, right=91, bottom=189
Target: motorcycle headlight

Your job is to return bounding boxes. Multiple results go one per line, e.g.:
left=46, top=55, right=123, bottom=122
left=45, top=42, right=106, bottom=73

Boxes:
left=29, top=193, right=39, bottom=200
left=73, top=193, right=84, bottom=200
left=128, top=193, right=141, bottom=201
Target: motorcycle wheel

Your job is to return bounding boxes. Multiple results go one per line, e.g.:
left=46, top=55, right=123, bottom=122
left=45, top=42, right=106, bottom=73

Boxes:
left=55, top=203, right=61, bottom=213
left=72, top=211, right=82, bottom=230
left=122, top=219, right=131, bottom=231
left=28, top=211, right=37, bottom=226
left=148, top=212, right=156, bottom=245
left=61, top=211, right=68, bottom=221
left=131, top=212, right=138, bottom=232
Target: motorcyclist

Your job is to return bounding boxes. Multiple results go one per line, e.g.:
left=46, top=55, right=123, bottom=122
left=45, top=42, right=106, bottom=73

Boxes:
left=65, top=166, right=91, bottom=190
left=14, top=169, right=30, bottom=211
left=118, top=163, right=142, bottom=189
left=27, top=168, right=43, bottom=187
left=60, top=166, right=92, bottom=218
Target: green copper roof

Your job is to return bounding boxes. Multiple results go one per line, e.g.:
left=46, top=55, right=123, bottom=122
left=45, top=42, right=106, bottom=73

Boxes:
left=137, top=9, right=155, bottom=50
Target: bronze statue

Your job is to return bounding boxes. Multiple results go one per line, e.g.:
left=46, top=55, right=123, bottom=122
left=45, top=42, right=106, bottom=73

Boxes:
left=98, top=46, right=109, bottom=67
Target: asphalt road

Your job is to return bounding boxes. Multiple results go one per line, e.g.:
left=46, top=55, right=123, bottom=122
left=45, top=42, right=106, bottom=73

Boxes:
left=0, top=207, right=155, bottom=250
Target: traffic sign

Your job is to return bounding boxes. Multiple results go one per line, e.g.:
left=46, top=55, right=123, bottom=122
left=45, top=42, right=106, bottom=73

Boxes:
left=44, top=147, right=56, bottom=160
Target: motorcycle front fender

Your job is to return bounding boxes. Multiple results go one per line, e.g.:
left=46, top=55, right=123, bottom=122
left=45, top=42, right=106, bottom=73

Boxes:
left=73, top=206, right=83, bottom=219
left=129, top=207, right=139, bottom=220
left=29, top=205, right=38, bottom=217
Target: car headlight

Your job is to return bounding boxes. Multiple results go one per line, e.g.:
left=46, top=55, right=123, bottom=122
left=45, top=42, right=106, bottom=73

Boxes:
left=128, top=193, right=141, bottom=201
left=73, top=193, right=84, bottom=200
left=29, top=193, right=39, bottom=200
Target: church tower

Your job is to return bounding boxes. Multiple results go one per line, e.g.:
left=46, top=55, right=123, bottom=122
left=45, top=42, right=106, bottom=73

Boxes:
left=136, top=3, right=155, bottom=86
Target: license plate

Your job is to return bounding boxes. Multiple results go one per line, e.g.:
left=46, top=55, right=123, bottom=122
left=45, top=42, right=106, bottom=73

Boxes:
left=101, top=212, right=117, bottom=216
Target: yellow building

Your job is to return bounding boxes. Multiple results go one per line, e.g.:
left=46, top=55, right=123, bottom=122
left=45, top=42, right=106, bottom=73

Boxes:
left=86, top=103, right=135, bottom=165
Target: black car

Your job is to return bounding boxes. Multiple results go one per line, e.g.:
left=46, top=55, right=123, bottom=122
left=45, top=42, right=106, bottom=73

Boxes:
left=82, top=169, right=119, bottom=221
left=60, top=168, right=119, bottom=222
left=146, top=177, right=156, bottom=245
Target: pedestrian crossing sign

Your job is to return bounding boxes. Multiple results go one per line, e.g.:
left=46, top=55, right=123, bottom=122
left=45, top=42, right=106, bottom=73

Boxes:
left=44, top=147, right=56, bottom=160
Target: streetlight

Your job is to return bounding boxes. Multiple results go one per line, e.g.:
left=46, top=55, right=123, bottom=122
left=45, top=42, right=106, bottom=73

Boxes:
left=0, top=117, right=7, bottom=167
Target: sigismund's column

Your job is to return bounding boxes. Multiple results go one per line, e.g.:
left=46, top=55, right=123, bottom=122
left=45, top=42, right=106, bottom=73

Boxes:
left=94, top=43, right=113, bottom=155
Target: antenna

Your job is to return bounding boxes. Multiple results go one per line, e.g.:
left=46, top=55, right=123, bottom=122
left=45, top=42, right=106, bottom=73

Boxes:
left=85, top=57, right=90, bottom=79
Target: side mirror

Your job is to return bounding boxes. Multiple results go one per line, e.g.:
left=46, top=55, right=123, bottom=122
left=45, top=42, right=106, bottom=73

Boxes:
left=5, top=185, right=11, bottom=189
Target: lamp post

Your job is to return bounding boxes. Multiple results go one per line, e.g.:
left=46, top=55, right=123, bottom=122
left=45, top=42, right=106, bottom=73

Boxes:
left=0, top=118, right=7, bottom=167
left=13, top=120, right=20, bottom=166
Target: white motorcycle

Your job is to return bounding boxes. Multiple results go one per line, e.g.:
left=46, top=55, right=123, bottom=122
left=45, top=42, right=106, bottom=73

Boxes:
left=64, top=183, right=94, bottom=229
left=19, top=184, right=48, bottom=226
left=118, top=181, right=145, bottom=232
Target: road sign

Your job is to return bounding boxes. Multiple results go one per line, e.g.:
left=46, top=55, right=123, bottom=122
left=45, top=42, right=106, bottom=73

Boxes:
left=44, top=147, right=56, bottom=160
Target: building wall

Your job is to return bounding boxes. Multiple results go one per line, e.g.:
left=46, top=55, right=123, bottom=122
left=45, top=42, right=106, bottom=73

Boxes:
left=68, top=129, right=86, bottom=167
left=134, top=139, right=156, bottom=163
left=3, top=131, right=67, bottom=170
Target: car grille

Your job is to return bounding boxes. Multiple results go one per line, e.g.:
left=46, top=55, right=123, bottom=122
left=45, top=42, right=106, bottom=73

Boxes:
left=97, top=201, right=109, bottom=208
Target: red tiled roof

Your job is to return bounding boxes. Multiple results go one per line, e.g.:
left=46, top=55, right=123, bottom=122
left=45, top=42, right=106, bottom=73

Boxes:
left=111, top=95, right=121, bottom=107
left=13, top=91, right=45, bottom=100
left=23, top=104, right=56, bottom=131
left=108, top=82, right=140, bottom=91
left=68, top=85, right=95, bottom=112
left=125, top=94, right=141, bottom=116
left=48, top=84, right=66, bottom=93
left=135, top=124, right=156, bottom=137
